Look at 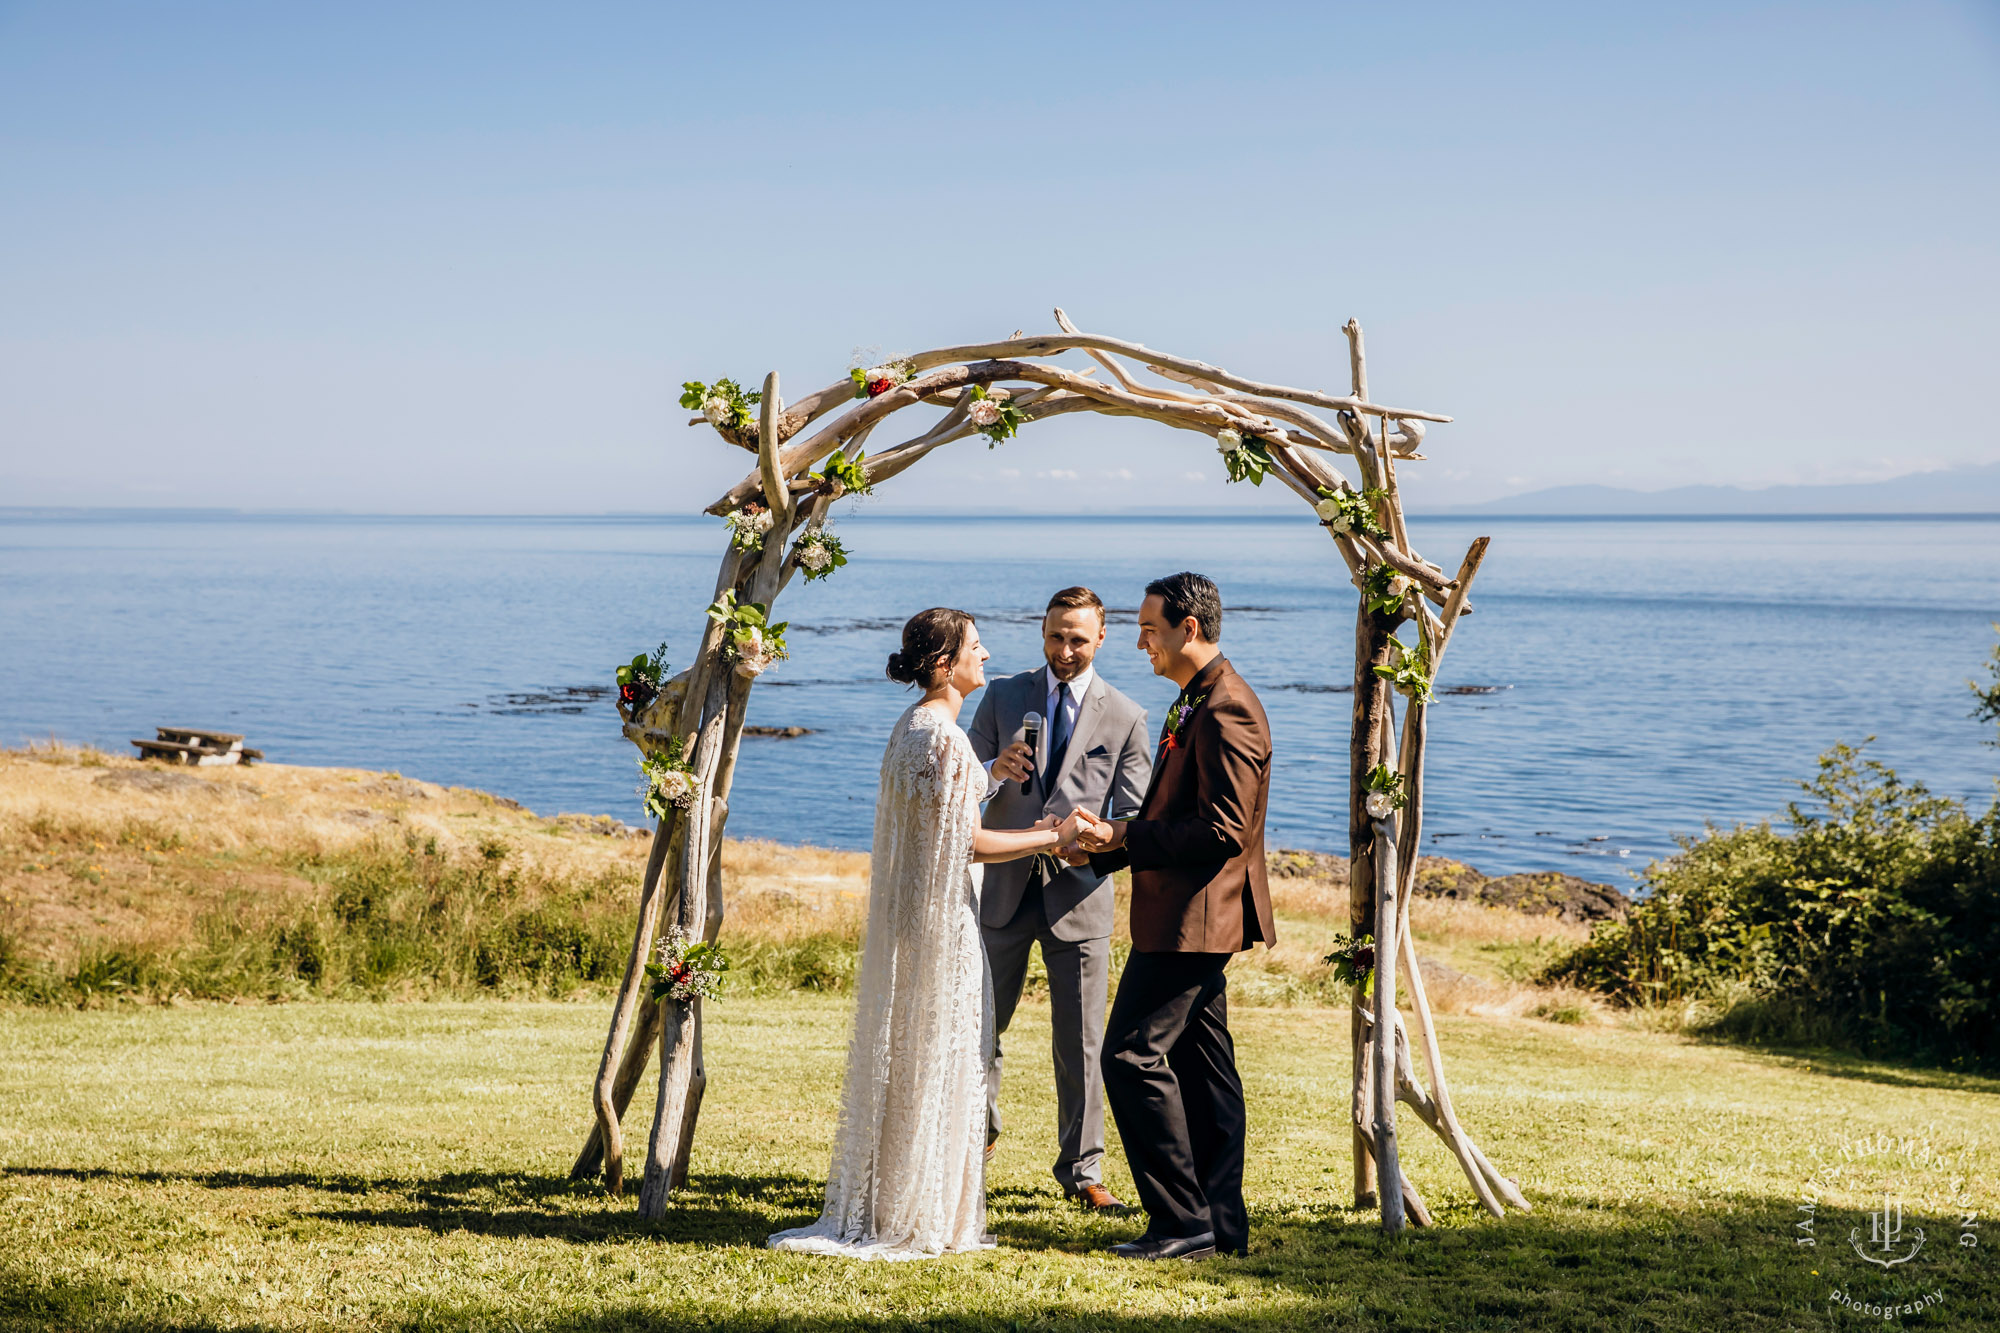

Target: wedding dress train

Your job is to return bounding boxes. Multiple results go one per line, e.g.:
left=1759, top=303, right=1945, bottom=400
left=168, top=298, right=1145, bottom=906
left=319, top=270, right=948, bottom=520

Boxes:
left=768, top=703, right=995, bottom=1260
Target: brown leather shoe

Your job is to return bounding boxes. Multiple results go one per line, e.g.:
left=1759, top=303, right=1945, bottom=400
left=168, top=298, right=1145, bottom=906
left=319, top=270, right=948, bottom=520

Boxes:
left=1068, top=1182, right=1126, bottom=1213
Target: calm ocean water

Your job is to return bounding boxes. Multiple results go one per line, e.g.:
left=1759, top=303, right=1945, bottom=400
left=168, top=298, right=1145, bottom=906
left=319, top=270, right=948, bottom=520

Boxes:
left=5, top=511, right=1998, bottom=885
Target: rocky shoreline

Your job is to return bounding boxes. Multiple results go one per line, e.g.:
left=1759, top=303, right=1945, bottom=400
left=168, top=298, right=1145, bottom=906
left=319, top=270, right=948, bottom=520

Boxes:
left=1266, top=848, right=1631, bottom=924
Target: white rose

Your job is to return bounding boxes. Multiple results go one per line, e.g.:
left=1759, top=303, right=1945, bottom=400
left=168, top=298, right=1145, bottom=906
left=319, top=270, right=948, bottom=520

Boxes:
left=1217, top=428, right=1243, bottom=455
left=1388, top=575, right=1410, bottom=598
left=1313, top=497, right=1340, bottom=522
left=1364, top=790, right=1395, bottom=820
left=655, top=769, right=694, bottom=804
left=739, top=626, right=764, bottom=657
left=703, top=396, right=730, bottom=426
left=734, top=648, right=770, bottom=679
left=865, top=364, right=899, bottom=385
left=968, top=399, right=1001, bottom=427
left=799, top=543, right=830, bottom=571
left=751, top=509, right=774, bottom=533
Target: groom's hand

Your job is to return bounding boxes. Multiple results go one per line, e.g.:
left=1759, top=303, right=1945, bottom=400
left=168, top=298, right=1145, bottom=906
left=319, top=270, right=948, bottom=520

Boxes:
left=990, top=741, right=1034, bottom=785
left=1076, top=816, right=1126, bottom=853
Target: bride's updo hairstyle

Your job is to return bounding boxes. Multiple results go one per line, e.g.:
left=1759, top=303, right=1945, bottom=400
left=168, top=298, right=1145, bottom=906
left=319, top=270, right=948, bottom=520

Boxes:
left=886, top=608, right=976, bottom=688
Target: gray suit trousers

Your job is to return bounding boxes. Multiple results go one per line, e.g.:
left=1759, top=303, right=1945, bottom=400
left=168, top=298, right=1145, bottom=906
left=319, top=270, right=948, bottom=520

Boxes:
left=982, top=885, right=1109, bottom=1190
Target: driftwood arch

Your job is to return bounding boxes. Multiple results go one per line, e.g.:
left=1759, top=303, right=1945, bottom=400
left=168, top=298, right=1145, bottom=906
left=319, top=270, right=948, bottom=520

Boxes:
left=570, top=311, right=1526, bottom=1232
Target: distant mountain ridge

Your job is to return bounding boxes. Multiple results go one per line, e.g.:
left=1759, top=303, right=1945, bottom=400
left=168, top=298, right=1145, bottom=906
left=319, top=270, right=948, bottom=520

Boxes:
left=1424, top=462, right=2000, bottom=516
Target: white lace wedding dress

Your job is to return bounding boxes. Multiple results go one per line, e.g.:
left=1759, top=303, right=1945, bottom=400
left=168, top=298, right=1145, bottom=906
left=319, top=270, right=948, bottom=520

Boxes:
left=767, top=703, right=995, bottom=1260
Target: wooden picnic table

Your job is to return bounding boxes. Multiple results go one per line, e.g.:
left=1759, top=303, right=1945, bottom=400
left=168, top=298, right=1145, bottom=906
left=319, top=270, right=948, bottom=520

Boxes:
left=131, top=727, right=262, bottom=766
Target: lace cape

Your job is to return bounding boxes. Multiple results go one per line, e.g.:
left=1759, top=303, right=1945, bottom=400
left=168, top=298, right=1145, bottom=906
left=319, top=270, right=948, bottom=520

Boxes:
left=768, top=703, right=995, bottom=1260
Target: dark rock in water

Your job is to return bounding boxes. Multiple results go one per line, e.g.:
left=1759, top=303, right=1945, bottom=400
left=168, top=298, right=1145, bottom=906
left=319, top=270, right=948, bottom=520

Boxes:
left=743, top=725, right=815, bottom=738
left=1265, top=848, right=1628, bottom=924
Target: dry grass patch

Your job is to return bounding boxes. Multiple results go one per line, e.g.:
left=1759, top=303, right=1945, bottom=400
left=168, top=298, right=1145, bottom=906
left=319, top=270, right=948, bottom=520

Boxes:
left=1, top=745, right=1611, bottom=1026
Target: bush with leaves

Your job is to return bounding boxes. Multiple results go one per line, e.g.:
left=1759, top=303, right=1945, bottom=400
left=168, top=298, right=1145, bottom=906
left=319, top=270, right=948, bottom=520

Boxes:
left=1541, top=742, right=2000, bottom=1067
left=1972, top=623, right=2000, bottom=745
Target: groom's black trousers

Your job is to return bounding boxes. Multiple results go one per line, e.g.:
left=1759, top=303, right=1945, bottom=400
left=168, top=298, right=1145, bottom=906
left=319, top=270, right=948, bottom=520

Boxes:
left=1100, top=949, right=1248, bottom=1253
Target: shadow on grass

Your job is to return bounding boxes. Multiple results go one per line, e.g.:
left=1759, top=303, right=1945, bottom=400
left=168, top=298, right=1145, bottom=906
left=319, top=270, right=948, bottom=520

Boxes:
left=3, top=1165, right=815, bottom=1247
left=4, top=1184, right=1995, bottom=1332
left=1691, top=1040, right=2000, bottom=1095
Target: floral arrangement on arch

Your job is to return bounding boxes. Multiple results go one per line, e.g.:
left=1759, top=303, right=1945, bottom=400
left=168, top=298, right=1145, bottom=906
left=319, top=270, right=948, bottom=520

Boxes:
left=1324, top=932, right=1377, bottom=995
left=724, top=501, right=774, bottom=553
left=849, top=360, right=914, bottom=399
left=1363, top=564, right=1413, bottom=620
left=967, top=385, right=1024, bottom=446
left=1216, top=428, right=1275, bottom=485
left=637, top=737, right=702, bottom=819
left=645, top=925, right=730, bottom=1004
left=1373, top=633, right=1434, bottom=704
left=1363, top=763, right=1407, bottom=820
left=790, top=524, right=848, bottom=582
left=1314, top=485, right=1389, bottom=539
left=813, top=447, right=872, bottom=499
left=708, top=589, right=789, bottom=678
left=615, top=641, right=671, bottom=714
left=680, top=377, right=762, bottom=433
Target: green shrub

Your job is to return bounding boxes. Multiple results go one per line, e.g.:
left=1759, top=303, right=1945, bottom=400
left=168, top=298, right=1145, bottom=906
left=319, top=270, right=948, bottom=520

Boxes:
left=1542, top=744, right=2000, bottom=1066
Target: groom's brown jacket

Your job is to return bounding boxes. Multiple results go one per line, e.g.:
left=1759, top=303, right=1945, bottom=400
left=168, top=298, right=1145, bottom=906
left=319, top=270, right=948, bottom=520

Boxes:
left=1090, top=655, right=1276, bottom=954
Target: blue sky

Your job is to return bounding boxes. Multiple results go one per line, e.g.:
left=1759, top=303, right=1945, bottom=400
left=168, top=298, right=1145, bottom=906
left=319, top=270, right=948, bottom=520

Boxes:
left=2, top=2, right=1995, bottom=512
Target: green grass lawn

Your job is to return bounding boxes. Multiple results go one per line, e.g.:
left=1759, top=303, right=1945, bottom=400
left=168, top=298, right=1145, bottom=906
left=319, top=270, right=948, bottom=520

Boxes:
left=2, top=996, right=1995, bottom=1331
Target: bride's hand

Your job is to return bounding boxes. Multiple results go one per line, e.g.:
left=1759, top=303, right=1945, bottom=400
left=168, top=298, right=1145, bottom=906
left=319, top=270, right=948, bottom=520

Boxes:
left=1053, top=809, right=1096, bottom=847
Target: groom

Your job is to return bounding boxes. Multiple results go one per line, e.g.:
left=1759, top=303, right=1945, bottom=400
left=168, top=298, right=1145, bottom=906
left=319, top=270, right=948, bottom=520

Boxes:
left=1068, top=571, right=1275, bottom=1261
left=967, top=586, right=1153, bottom=1213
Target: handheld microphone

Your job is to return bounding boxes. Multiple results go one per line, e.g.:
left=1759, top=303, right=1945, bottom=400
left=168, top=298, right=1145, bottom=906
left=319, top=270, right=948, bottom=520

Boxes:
left=1019, top=711, right=1042, bottom=795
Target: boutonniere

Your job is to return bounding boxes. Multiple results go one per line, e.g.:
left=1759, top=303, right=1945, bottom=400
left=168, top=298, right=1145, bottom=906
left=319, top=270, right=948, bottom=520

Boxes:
left=1161, top=692, right=1206, bottom=752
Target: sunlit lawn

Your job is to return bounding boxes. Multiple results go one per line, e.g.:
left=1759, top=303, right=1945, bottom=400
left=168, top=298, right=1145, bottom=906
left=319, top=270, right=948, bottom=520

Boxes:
left=2, top=996, right=1996, bottom=1331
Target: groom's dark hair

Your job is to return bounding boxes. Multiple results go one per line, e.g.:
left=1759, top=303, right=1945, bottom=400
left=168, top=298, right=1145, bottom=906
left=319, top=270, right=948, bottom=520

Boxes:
left=1145, top=572, right=1222, bottom=643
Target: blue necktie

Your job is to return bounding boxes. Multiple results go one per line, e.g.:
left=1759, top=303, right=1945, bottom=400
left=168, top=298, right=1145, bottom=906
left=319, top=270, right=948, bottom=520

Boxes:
left=1045, top=680, right=1073, bottom=792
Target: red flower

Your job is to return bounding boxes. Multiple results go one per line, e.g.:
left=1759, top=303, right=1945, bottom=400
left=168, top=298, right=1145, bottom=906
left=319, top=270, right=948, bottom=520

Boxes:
left=1163, top=734, right=1178, bottom=752
left=865, top=378, right=894, bottom=397
left=620, top=683, right=640, bottom=704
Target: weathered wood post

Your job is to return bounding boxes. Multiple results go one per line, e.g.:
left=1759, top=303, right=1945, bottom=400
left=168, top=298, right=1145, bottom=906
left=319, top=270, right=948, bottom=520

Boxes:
left=1370, top=813, right=1406, bottom=1233
left=637, top=374, right=797, bottom=1216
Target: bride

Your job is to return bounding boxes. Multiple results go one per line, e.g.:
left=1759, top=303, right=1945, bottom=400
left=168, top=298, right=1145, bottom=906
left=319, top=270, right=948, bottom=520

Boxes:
left=768, top=607, right=1096, bottom=1261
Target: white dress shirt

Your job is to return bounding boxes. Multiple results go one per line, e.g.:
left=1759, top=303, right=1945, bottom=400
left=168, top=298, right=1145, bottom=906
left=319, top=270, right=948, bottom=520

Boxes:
left=982, top=663, right=1096, bottom=799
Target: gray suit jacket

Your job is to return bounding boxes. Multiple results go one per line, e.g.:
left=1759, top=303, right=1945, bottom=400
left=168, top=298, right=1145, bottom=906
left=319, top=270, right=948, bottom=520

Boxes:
left=967, top=667, right=1151, bottom=942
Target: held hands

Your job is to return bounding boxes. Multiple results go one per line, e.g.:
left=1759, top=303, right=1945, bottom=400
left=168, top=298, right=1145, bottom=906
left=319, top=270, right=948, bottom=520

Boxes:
left=1048, top=810, right=1123, bottom=865
left=990, top=741, right=1035, bottom=785
left=1074, top=813, right=1125, bottom=853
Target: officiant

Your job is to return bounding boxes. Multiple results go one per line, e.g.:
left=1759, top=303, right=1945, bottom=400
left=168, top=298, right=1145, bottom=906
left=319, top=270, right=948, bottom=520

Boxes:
left=968, top=586, right=1152, bottom=1213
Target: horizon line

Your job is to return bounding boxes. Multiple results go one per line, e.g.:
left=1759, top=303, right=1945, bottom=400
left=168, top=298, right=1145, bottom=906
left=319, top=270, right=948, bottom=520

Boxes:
left=6, top=506, right=2000, bottom=523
